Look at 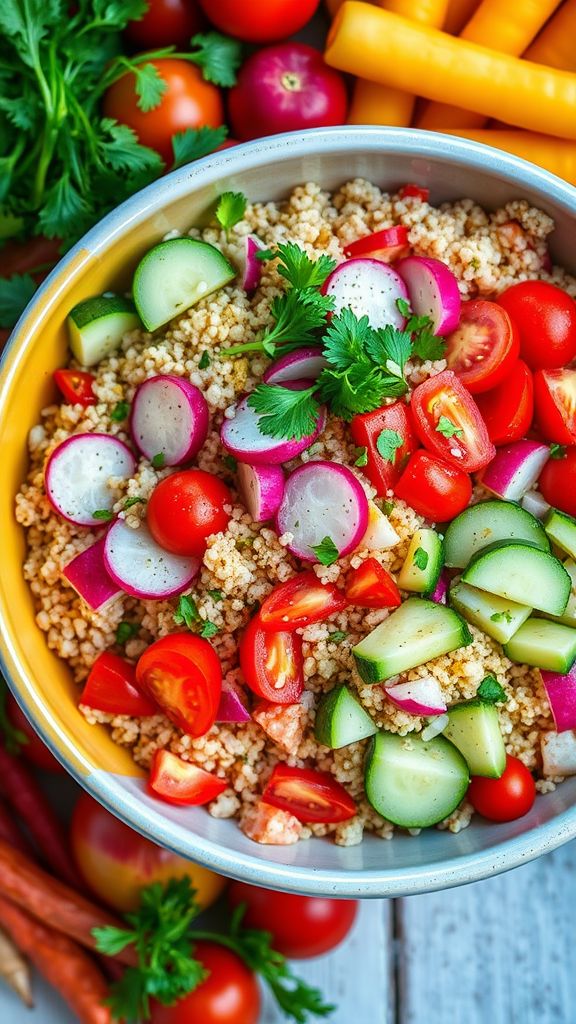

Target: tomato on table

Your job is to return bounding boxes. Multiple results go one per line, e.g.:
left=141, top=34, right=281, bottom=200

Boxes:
left=258, top=572, right=347, bottom=632
left=136, top=633, right=222, bottom=737
left=150, top=941, right=260, bottom=1024
left=148, top=749, right=227, bottom=806
left=474, top=358, right=533, bottom=446
left=539, top=446, right=576, bottom=516
left=147, top=469, right=231, bottom=557
left=197, top=0, right=321, bottom=42
left=125, top=0, right=204, bottom=50
left=228, top=882, right=358, bottom=959
left=263, top=764, right=356, bottom=823
left=53, top=369, right=96, bottom=406
left=497, top=280, right=576, bottom=369
left=80, top=651, right=157, bottom=717
left=534, top=368, right=576, bottom=444
left=102, top=60, right=224, bottom=165
left=467, top=755, right=536, bottom=822
left=344, top=225, right=410, bottom=263
left=239, top=616, right=303, bottom=703
left=445, top=300, right=520, bottom=394
left=5, top=693, right=64, bottom=773
left=345, top=558, right=401, bottom=609
left=395, top=450, right=472, bottom=522
left=410, top=369, right=495, bottom=472
left=350, top=401, right=419, bottom=497
left=398, top=183, right=429, bottom=202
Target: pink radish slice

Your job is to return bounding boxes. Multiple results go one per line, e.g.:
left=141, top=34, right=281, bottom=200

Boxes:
left=276, top=461, right=369, bottom=561
left=104, top=519, right=199, bottom=599
left=397, top=256, right=461, bottom=335
left=521, top=489, right=551, bottom=520
left=263, top=347, right=327, bottom=385
left=62, top=537, right=121, bottom=610
left=217, top=681, right=251, bottom=723
left=385, top=676, right=447, bottom=716
left=480, top=440, right=550, bottom=501
left=321, top=258, right=408, bottom=329
left=430, top=571, right=448, bottom=605
left=45, top=433, right=135, bottom=526
left=540, top=665, right=576, bottom=733
left=221, top=390, right=326, bottom=466
left=237, top=234, right=266, bottom=292
left=237, top=462, right=285, bottom=523
left=130, top=375, right=209, bottom=466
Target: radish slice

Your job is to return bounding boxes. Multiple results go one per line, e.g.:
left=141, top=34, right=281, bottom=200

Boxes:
left=62, top=537, right=121, bottom=610
left=540, top=664, right=576, bottom=733
left=541, top=730, right=576, bottom=776
left=385, top=676, right=447, bottom=716
left=45, top=433, right=135, bottom=526
left=321, top=258, right=408, bottom=329
left=276, top=461, right=369, bottom=561
left=221, top=390, right=326, bottom=466
left=357, top=501, right=400, bottom=551
left=130, top=375, right=209, bottom=466
left=521, top=489, right=551, bottom=520
left=430, top=571, right=448, bottom=605
left=397, top=256, right=461, bottom=335
left=480, top=440, right=550, bottom=501
left=421, top=713, right=449, bottom=741
left=104, top=519, right=199, bottom=598
left=237, top=234, right=266, bottom=292
left=237, top=463, right=285, bottom=523
left=217, top=681, right=251, bottom=723
left=263, top=347, right=327, bottom=385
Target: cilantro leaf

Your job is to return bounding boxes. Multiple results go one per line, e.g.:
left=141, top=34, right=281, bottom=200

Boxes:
left=38, top=173, right=92, bottom=238
left=172, top=126, right=228, bottom=169
left=376, top=428, right=403, bottom=463
left=322, top=308, right=374, bottom=370
left=311, top=536, right=340, bottom=566
left=116, top=621, right=140, bottom=645
left=318, top=363, right=406, bottom=421
left=382, top=500, right=395, bottom=514
left=550, top=443, right=567, bottom=460
left=366, top=325, right=412, bottom=379
left=98, top=119, right=164, bottom=175
left=413, top=547, right=429, bottom=570
left=190, top=31, right=243, bottom=87
left=123, top=496, right=145, bottom=510
left=248, top=383, right=321, bottom=441
left=207, top=589, right=224, bottom=601
left=262, top=290, right=333, bottom=356
left=128, top=61, right=167, bottom=112
left=412, top=331, right=446, bottom=361
left=436, top=416, right=463, bottom=439
left=477, top=675, right=507, bottom=704
left=174, top=595, right=201, bottom=630
left=110, top=401, right=130, bottom=422
left=354, top=446, right=368, bottom=467
left=223, top=454, right=237, bottom=472
left=490, top=611, right=513, bottom=624
left=152, top=453, right=166, bottom=469
left=329, top=630, right=347, bottom=643
left=200, top=621, right=218, bottom=639
left=198, top=350, right=211, bottom=369
left=273, top=242, right=336, bottom=291
left=0, top=273, right=36, bottom=328
left=92, top=509, right=114, bottom=522
left=215, top=191, right=247, bottom=234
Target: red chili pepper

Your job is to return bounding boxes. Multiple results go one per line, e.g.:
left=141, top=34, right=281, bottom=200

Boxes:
left=53, top=369, right=96, bottom=406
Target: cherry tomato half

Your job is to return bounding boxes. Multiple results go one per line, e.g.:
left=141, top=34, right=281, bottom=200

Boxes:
left=345, top=558, right=402, bottom=609
left=398, top=183, right=429, bottom=202
left=151, top=942, right=260, bottom=1024
left=534, top=368, right=576, bottom=444
left=147, top=469, right=231, bottom=557
left=467, top=754, right=536, bottom=822
left=395, top=450, right=472, bottom=522
left=228, top=882, right=358, bottom=959
left=498, top=280, right=576, bottom=370
left=350, top=401, right=419, bottom=497
left=410, top=369, right=495, bottom=472
left=263, top=764, right=356, bottom=823
left=259, top=572, right=347, bottom=632
left=539, top=446, right=576, bottom=517
left=445, top=300, right=520, bottom=394
left=80, top=651, right=157, bottom=717
left=125, top=0, right=204, bottom=50
left=136, top=633, right=222, bottom=737
left=6, top=693, right=64, bottom=773
left=198, top=0, right=321, bottom=42
left=344, top=225, right=410, bottom=263
left=148, top=749, right=227, bottom=806
left=474, top=359, right=534, bottom=447
left=239, top=615, right=304, bottom=704
left=53, top=369, right=96, bottom=406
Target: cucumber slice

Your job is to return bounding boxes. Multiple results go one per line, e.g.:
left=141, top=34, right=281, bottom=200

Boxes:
left=365, top=731, right=469, bottom=828
left=449, top=580, right=532, bottom=644
left=444, top=500, right=549, bottom=568
left=443, top=700, right=506, bottom=778
left=353, top=597, right=472, bottom=683
left=544, top=508, right=576, bottom=560
left=315, top=686, right=377, bottom=749
left=397, top=528, right=443, bottom=594
left=67, top=295, right=139, bottom=367
left=462, top=540, right=570, bottom=616
left=133, top=238, right=236, bottom=331
left=545, top=558, right=576, bottom=626
left=504, top=617, right=576, bottom=672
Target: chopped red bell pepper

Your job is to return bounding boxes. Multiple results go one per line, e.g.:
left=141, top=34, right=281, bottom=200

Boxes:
left=344, top=224, right=410, bottom=263
left=399, top=183, right=430, bottom=202
left=350, top=401, right=419, bottom=497
left=148, top=749, right=227, bottom=806
left=263, top=764, right=356, bottom=824
left=80, top=651, right=157, bottom=717
left=345, top=558, right=402, bottom=609
left=53, top=368, right=96, bottom=406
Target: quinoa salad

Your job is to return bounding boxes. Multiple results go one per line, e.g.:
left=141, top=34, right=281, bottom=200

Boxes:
left=15, top=177, right=576, bottom=848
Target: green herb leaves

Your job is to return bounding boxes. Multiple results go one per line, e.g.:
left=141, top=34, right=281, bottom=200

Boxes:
left=248, top=383, right=320, bottom=441
left=151, top=453, right=166, bottom=470
left=311, top=536, right=339, bottom=566
left=477, top=676, right=507, bottom=704
left=436, top=416, right=463, bottom=439
left=189, top=31, right=243, bottom=87
left=550, top=443, right=567, bottom=460
left=0, top=273, right=37, bottom=329
left=116, top=621, right=140, bottom=645
left=172, top=126, right=228, bottom=170
left=174, top=595, right=219, bottom=639
left=413, top=547, right=429, bottom=570
left=272, top=242, right=336, bottom=291
left=376, top=428, right=403, bottom=463
left=215, top=191, right=247, bottom=234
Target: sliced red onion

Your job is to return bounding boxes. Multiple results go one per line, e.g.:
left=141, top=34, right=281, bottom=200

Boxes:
left=130, top=375, right=209, bottom=466
left=540, top=664, right=576, bottom=733
left=397, top=255, right=461, bottom=335
left=216, top=680, right=251, bottom=723
left=521, top=489, right=551, bottom=520
left=263, top=347, right=327, bottom=385
left=237, top=234, right=266, bottom=292
left=45, top=433, right=135, bottom=526
left=421, top=713, right=449, bottom=741
left=237, top=462, right=285, bottom=523
left=322, top=258, right=408, bottom=329
left=385, top=676, right=447, bottom=716
left=104, top=519, right=199, bottom=599
left=62, top=536, right=121, bottom=610
left=430, top=571, right=448, bottom=605
left=480, top=440, right=550, bottom=501
left=220, top=389, right=326, bottom=466
left=541, top=730, right=576, bottom=776
left=276, top=461, right=369, bottom=561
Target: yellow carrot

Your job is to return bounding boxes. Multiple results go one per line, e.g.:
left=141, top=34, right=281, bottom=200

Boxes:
left=418, top=0, right=562, bottom=129
left=436, top=128, right=576, bottom=186
left=325, top=4, right=576, bottom=140
left=443, top=0, right=479, bottom=34
left=524, top=0, right=576, bottom=71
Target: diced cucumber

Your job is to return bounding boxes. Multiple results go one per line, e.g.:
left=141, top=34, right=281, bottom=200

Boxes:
left=444, top=500, right=549, bottom=569
left=353, top=597, right=472, bottom=683
left=397, top=528, right=443, bottom=594
left=315, top=685, right=377, bottom=749
left=545, top=558, right=576, bottom=626
left=462, top=541, right=570, bottom=616
left=67, top=295, right=139, bottom=367
left=443, top=700, right=506, bottom=778
left=449, top=580, right=532, bottom=644
left=544, top=507, right=576, bottom=560
left=365, top=731, right=469, bottom=828
left=504, top=617, right=576, bottom=673
left=133, top=237, right=236, bottom=331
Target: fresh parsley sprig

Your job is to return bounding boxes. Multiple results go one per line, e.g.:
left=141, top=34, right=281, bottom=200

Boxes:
left=397, top=298, right=447, bottom=361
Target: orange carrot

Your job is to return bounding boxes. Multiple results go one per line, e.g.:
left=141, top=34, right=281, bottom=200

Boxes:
left=524, top=0, right=576, bottom=70
left=443, top=0, right=479, bottom=34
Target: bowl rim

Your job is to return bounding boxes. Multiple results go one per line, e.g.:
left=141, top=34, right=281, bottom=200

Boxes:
left=3, top=125, right=576, bottom=897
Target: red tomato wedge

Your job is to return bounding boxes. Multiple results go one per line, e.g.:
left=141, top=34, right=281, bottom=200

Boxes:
left=345, top=558, right=401, bottom=609
left=534, top=368, right=576, bottom=444
left=80, top=651, right=157, bottom=717
left=344, top=225, right=410, bottom=263
left=239, top=616, right=304, bottom=703
left=136, top=634, right=222, bottom=737
left=263, top=764, right=356, bottom=823
left=445, top=300, right=520, bottom=394
left=350, top=401, right=419, bottom=497
left=474, top=359, right=534, bottom=446
left=53, top=369, right=96, bottom=406
left=395, top=450, right=472, bottom=522
left=148, top=749, right=227, bottom=807
left=399, top=183, right=429, bottom=201
left=259, top=572, right=347, bottom=632
left=410, top=369, right=495, bottom=471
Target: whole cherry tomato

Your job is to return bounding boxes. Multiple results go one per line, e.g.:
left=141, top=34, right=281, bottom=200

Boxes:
left=445, top=300, right=520, bottom=394
left=151, top=942, right=260, bottom=1024
left=125, top=0, right=204, bottom=50
left=147, top=469, right=231, bottom=557
left=539, top=446, right=576, bottom=517
left=394, top=450, right=472, bottom=522
left=197, top=0, right=321, bottom=42
left=5, top=693, right=64, bottom=773
left=498, top=280, right=576, bottom=370
left=467, top=755, right=536, bottom=822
